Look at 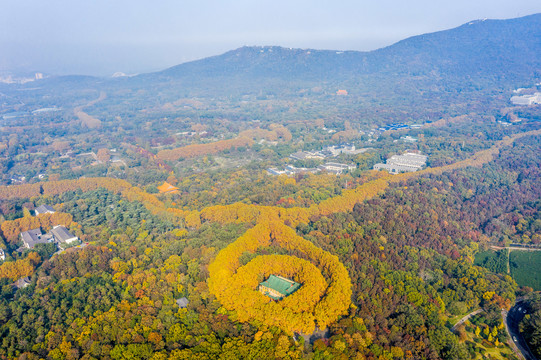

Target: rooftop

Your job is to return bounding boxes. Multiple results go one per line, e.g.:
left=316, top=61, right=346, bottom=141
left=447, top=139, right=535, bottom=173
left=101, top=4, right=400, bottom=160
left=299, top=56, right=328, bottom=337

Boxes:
left=35, top=205, right=55, bottom=215
left=176, top=297, right=189, bottom=308
left=373, top=151, right=428, bottom=174
left=50, top=226, right=78, bottom=243
left=259, top=275, right=301, bottom=300
left=20, top=228, right=50, bottom=249
left=157, top=181, right=179, bottom=194
left=13, top=276, right=31, bottom=289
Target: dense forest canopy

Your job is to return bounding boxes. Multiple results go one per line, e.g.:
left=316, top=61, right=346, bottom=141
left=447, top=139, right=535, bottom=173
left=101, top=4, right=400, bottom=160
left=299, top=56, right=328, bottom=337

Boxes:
left=0, top=13, right=539, bottom=360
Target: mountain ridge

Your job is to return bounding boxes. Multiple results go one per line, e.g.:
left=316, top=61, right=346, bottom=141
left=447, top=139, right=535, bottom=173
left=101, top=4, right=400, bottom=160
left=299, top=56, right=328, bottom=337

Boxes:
left=151, top=13, right=540, bottom=83
left=9, top=13, right=541, bottom=100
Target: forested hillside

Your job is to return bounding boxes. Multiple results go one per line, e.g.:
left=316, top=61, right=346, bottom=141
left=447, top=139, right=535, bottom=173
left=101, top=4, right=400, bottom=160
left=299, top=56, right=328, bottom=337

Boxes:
left=0, top=128, right=538, bottom=359
left=0, top=13, right=539, bottom=360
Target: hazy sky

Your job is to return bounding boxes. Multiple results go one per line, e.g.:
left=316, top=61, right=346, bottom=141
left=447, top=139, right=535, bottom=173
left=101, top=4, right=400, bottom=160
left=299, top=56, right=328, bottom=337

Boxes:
left=1, top=0, right=540, bottom=76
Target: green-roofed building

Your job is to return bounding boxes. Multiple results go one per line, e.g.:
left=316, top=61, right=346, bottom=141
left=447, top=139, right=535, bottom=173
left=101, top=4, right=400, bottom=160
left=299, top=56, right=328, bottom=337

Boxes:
left=258, top=275, right=301, bottom=300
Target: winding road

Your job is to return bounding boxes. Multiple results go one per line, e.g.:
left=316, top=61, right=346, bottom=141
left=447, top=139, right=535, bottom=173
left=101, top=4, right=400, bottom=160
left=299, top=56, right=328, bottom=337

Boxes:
left=450, top=302, right=538, bottom=360
left=504, top=300, right=539, bottom=360
left=451, top=309, right=483, bottom=332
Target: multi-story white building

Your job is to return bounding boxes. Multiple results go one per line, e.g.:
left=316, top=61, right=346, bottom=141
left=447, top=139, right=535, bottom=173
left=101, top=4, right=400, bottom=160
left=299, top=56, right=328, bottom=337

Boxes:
left=510, top=93, right=541, bottom=105
left=374, top=152, right=428, bottom=174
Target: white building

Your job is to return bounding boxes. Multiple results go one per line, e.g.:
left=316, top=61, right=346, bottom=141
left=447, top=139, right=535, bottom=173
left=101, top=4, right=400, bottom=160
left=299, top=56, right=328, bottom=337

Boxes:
left=285, top=165, right=320, bottom=175
left=267, top=166, right=321, bottom=176
left=400, top=136, right=418, bottom=143
left=324, top=144, right=367, bottom=156
left=510, top=93, right=541, bottom=105
left=267, top=168, right=287, bottom=175
left=374, top=152, right=428, bottom=174
left=50, top=226, right=79, bottom=244
left=176, top=297, right=189, bottom=308
left=289, top=151, right=326, bottom=161
left=319, top=162, right=357, bottom=175
left=0, top=248, right=5, bottom=261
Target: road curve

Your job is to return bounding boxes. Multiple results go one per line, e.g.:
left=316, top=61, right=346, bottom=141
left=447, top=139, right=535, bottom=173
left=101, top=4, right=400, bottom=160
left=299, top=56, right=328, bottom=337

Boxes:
left=451, top=309, right=483, bottom=333
left=504, top=300, right=539, bottom=360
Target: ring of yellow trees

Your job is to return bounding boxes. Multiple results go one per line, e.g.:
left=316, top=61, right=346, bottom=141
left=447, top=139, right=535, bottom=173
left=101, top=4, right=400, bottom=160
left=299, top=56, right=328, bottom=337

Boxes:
left=229, top=255, right=327, bottom=331
left=208, top=220, right=352, bottom=334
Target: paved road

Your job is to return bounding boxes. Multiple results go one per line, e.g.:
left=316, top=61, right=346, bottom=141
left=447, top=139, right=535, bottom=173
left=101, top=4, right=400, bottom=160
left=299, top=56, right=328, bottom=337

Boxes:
left=504, top=300, right=539, bottom=360
left=451, top=309, right=483, bottom=332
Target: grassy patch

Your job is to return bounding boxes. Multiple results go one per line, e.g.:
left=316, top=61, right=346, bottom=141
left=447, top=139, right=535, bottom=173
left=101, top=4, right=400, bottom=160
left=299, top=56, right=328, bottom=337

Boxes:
left=459, top=321, right=518, bottom=360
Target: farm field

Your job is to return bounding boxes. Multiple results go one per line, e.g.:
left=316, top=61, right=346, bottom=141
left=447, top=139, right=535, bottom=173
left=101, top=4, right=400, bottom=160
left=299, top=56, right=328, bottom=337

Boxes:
left=475, top=249, right=541, bottom=291
left=510, top=251, right=541, bottom=291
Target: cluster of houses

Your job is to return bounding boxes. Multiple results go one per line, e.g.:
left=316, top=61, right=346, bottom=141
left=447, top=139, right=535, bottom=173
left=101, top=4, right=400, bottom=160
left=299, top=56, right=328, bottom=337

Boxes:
left=9, top=174, right=28, bottom=184
left=268, top=162, right=357, bottom=176
left=373, top=152, right=428, bottom=174
left=2, top=205, right=80, bottom=289
left=19, top=205, right=79, bottom=251
left=267, top=143, right=363, bottom=176
left=289, top=143, right=368, bottom=161
left=175, top=130, right=209, bottom=138
left=20, top=225, right=79, bottom=250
